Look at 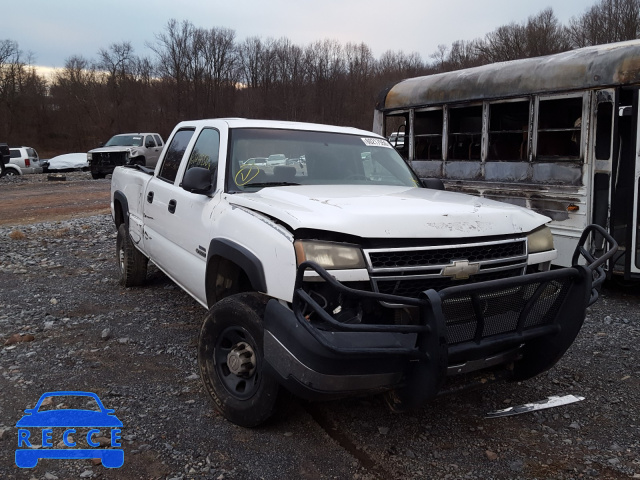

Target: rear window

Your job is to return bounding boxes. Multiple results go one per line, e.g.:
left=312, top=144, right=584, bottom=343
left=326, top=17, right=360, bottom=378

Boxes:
left=105, top=135, right=144, bottom=147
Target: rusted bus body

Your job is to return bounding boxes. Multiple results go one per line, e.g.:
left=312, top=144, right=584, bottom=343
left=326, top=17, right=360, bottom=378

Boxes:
left=374, top=40, right=640, bottom=280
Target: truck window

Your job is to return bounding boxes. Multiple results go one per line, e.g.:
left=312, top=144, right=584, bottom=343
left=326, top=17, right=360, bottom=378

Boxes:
left=185, top=128, right=220, bottom=173
left=158, top=129, right=195, bottom=183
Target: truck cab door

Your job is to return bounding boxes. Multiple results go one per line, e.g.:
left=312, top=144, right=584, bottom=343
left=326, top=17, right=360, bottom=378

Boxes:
left=145, top=135, right=162, bottom=168
left=143, top=127, right=221, bottom=305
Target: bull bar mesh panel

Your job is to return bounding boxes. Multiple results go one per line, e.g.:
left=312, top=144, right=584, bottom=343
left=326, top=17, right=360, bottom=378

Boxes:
left=441, top=277, right=571, bottom=345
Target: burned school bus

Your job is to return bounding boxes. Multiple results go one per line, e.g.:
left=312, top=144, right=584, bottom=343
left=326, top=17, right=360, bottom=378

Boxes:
left=374, top=40, right=640, bottom=283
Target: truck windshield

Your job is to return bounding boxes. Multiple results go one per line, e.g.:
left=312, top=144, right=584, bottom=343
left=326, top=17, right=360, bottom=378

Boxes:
left=105, top=135, right=144, bottom=147
left=228, top=128, right=421, bottom=192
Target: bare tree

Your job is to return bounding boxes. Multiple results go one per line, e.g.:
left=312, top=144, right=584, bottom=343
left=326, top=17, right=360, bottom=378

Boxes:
left=430, top=44, right=448, bottom=71
left=478, top=8, right=569, bottom=62
left=568, top=0, right=640, bottom=47
left=446, top=39, right=484, bottom=70
left=0, top=40, right=48, bottom=144
left=148, top=19, right=195, bottom=119
left=50, top=56, right=101, bottom=147
left=525, top=8, right=570, bottom=56
left=200, top=26, right=238, bottom=115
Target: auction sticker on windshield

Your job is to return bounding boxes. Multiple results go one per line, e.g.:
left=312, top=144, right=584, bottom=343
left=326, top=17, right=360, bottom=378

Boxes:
left=361, top=137, right=392, bottom=148
left=15, top=391, right=124, bottom=468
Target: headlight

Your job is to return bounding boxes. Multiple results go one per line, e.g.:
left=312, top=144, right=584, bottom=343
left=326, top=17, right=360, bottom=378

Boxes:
left=87, top=153, right=92, bottom=161
left=294, top=240, right=365, bottom=269
left=527, top=226, right=554, bottom=253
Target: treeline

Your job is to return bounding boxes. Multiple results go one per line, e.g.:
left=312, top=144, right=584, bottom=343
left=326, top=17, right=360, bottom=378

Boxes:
left=0, top=0, right=639, bottom=156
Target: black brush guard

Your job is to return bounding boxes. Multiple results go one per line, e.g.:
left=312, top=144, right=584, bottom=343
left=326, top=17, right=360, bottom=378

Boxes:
left=263, top=225, right=616, bottom=407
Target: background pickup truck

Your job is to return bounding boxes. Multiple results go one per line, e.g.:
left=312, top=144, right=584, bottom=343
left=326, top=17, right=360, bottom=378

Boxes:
left=111, top=118, right=616, bottom=427
left=88, top=132, right=164, bottom=179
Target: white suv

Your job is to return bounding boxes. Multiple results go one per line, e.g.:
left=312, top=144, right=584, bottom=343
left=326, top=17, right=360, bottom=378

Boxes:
left=9, top=147, right=43, bottom=174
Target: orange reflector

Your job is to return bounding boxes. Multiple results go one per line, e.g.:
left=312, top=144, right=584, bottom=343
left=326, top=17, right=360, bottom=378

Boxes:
left=567, top=204, right=579, bottom=212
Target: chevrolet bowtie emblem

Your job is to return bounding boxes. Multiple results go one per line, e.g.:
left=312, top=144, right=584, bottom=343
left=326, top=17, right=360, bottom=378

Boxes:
left=442, top=260, right=480, bottom=280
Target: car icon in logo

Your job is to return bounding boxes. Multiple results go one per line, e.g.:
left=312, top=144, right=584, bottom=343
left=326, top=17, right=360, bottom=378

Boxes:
left=15, top=391, right=124, bottom=468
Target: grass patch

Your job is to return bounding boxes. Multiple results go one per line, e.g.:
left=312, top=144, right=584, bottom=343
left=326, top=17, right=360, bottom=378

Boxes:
left=50, top=227, right=71, bottom=238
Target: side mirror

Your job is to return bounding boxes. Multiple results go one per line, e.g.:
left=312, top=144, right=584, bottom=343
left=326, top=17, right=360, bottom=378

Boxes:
left=145, top=140, right=155, bottom=148
left=182, top=166, right=214, bottom=194
left=421, top=177, right=445, bottom=190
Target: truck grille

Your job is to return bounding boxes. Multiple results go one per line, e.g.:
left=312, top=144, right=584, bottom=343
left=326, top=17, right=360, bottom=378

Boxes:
left=92, top=152, right=127, bottom=166
left=363, top=238, right=527, bottom=300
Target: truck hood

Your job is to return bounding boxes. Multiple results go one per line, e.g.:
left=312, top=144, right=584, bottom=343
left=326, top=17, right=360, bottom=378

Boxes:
left=89, top=146, right=137, bottom=154
left=228, top=185, right=549, bottom=238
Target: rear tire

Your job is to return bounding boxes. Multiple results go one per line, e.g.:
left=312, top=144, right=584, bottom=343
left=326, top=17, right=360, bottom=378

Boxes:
left=198, top=293, right=279, bottom=427
left=116, top=224, right=148, bottom=287
left=91, top=172, right=104, bottom=179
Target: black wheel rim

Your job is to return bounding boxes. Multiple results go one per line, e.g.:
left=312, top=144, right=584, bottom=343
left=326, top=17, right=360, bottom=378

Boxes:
left=214, top=326, right=260, bottom=400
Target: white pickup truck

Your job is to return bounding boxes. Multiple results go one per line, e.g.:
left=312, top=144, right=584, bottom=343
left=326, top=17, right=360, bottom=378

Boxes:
left=111, top=118, right=616, bottom=427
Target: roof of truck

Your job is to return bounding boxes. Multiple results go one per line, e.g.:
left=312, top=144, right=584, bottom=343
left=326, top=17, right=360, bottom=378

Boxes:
left=173, top=118, right=382, bottom=138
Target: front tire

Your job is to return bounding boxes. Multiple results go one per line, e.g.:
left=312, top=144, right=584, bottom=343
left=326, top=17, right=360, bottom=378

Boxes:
left=116, top=224, right=148, bottom=287
left=198, top=293, right=279, bottom=427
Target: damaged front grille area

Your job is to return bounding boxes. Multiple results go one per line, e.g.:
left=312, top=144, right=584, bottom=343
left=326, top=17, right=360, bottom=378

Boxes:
left=363, top=238, right=528, bottom=299
left=92, top=152, right=128, bottom=166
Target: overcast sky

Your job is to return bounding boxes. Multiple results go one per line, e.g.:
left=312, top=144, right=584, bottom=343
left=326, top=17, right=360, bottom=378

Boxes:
left=6, top=0, right=598, bottom=70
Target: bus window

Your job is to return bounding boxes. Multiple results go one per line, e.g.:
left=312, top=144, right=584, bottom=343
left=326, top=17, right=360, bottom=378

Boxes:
left=414, top=109, right=443, bottom=160
left=448, top=105, right=482, bottom=160
left=488, top=100, right=530, bottom=161
left=385, top=113, right=408, bottom=156
left=537, top=97, right=583, bottom=160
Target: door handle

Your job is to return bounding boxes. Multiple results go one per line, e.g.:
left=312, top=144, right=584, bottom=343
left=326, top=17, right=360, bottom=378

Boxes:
left=168, top=199, right=177, bottom=214
left=147, top=191, right=154, bottom=203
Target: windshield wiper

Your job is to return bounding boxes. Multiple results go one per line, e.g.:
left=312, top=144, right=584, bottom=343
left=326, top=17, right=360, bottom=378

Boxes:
left=248, top=182, right=301, bottom=187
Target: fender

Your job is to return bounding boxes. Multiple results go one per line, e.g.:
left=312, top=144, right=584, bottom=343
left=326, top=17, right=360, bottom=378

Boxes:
left=4, top=164, right=21, bottom=175
left=112, top=191, right=129, bottom=228
left=207, top=238, right=267, bottom=293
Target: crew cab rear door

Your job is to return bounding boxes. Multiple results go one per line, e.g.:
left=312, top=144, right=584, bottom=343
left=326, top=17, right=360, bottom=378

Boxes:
left=144, top=134, right=163, bottom=168
left=142, top=127, right=221, bottom=306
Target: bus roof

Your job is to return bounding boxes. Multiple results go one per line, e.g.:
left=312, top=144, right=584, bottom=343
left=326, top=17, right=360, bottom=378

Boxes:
left=379, top=40, right=640, bottom=110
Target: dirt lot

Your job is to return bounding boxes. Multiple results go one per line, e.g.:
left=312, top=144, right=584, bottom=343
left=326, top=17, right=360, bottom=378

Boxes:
left=0, top=172, right=111, bottom=226
left=0, top=172, right=639, bottom=479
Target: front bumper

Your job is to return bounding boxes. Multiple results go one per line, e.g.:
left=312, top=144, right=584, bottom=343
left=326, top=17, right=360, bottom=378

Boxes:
left=263, top=225, right=617, bottom=406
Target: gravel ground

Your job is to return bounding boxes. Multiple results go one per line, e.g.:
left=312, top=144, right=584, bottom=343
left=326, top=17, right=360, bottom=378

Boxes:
left=0, top=174, right=639, bottom=479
